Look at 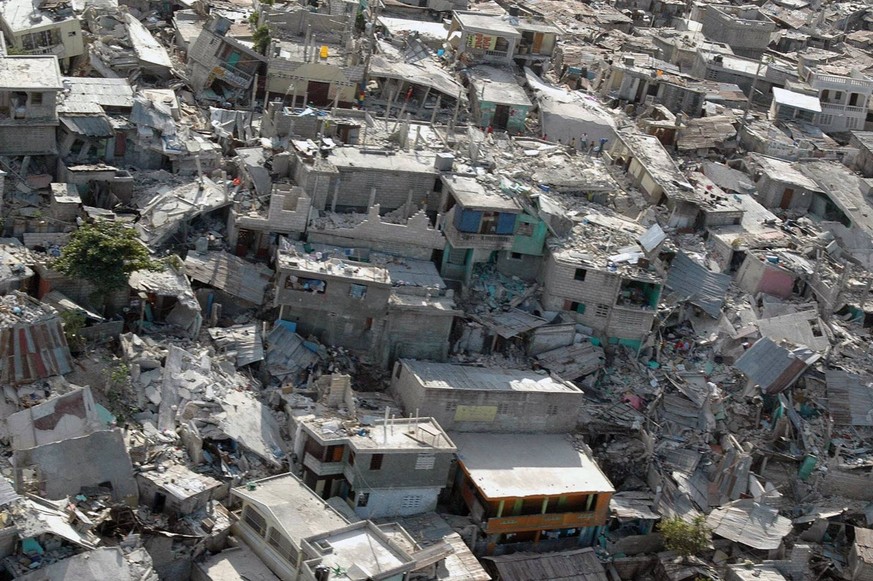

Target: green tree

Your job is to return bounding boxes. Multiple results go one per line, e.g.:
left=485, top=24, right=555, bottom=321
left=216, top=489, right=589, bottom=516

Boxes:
left=54, top=221, right=160, bottom=301
left=253, top=24, right=271, bottom=54
left=659, top=516, right=711, bottom=560
left=60, top=310, right=87, bottom=352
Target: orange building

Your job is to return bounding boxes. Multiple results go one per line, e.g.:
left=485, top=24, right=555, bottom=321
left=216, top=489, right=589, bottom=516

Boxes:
left=450, top=432, right=615, bottom=556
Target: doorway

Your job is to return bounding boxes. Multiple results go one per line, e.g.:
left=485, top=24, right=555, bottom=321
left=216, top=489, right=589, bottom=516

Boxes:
left=780, top=187, right=794, bottom=209
left=493, top=104, right=510, bottom=130
left=152, top=492, right=167, bottom=513
left=307, top=81, right=331, bottom=106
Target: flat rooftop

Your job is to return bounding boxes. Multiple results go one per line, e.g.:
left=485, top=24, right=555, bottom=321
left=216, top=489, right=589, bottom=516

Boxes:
left=277, top=239, right=391, bottom=284
left=232, top=473, right=347, bottom=542
left=772, top=87, right=821, bottom=113
left=749, top=154, right=822, bottom=191
left=442, top=175, right=521, bottom=212
left=453, top=11, right=521, bottom=37
left=273, top=38, right=349, bottom=66
left=301, top=415, right=457, bottom=452
left=328, top=147, right=438, bottom=174
left=197, top=543, right=280, bottom=581
left=0, top=56, right=63, bottom=90
left=306, top=523, right=412, bottom=581
left=378, top=16, right=449, bottom=41
left=398, top=359, right=582, bottom=393
left=452, top=433, right=615, bottom=499
left=137, top=463, right=222, bottom=500
left=0, top=0, right=75, bottom=31
left=469, top=65, right=532, bottom=106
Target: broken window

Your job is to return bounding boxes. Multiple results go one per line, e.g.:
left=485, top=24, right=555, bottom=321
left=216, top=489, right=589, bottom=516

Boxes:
left=357, top=492, right=370, bottom=507
left=516, top=222, right=533, bottom=237
left=369, top=454, right=384, bottom=471
left=446, top=401, right=457, bottom=412
left=243, top=505, right=267, bottom=537
left=574, top=268, right=587, bottom=281
left=348, top=451, right=355, bottom=466
left=509, top=252, right=523, bottom=260
left=285, top=275, right=326, bottom=293
left=617, top=280, right=659, bottom=309
left=349, top=284, right=367, bottom=299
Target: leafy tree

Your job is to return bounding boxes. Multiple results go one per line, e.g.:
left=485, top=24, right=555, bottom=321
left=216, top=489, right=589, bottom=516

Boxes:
left=53, top=221, right=160, bottom=301
left=60, top=310, right=86, bottom=352
left=253, top=24, right=271, bottom=54
left=659, top=516, right=711, bottom=560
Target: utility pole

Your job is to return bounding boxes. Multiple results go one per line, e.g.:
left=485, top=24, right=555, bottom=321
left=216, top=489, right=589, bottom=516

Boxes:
left=742, top=54, right=773, bottom=128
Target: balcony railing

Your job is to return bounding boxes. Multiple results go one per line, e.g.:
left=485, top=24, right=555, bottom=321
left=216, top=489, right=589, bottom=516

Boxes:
left=25, top=44, right=66, bottom=57
left=485, top=511, right=599, bottom=534
left=303, top=452, right=345, bottom=476
left=820, top=102, right=866, bottom=115
left=812, top=73, right=873, bottom=91
left=211, top=61, right=254, bottom=88
left=443, top=223, right=514, bottom=251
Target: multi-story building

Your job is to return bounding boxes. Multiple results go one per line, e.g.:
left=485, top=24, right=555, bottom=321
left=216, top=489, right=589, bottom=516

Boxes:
left=450, top=432, right=615, bottom=555
left=448, top=11, right=520, bottom=67
left=696, top=4, right=775, bottom=59
left=390, top=359, right=585, bottom=433
left=447, top=10, right=561, bottom=71
left=186, top=15, right=266, bottom=101
left=0, top=0, right=84, bottom=68
left=274, top=239, right=459, bottom=366
left=807, top=69, right=873, bottom=133
left=292, top=413, right=456, bottom=519
left=228, top=473, right=418, bottom=580
left=540, top=212, right=664, bottom=349
left=0, top=55, right=62, bottom=156
left=438, top=175, right=524, bottom=283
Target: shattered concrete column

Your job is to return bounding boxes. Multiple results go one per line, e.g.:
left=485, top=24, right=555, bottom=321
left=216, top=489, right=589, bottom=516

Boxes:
left=430, top=95, right=442, bottom=125
left=331, top=179, right=340, bottom=212
left=404, top=189, right=413, bottom=219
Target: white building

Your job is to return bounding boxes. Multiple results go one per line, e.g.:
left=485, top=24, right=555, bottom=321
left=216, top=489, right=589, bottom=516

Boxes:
left=0, top=0, right=84, bottom=68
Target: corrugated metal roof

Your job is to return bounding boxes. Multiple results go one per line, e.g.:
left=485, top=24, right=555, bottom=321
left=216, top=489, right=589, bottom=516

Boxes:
left=475, top=308, right=548, bottom=339
left=486, top=547, right=608, bottom=581
left=535, top=342, right=605, bottom=379
left=706, top=499, right=792, bottom=550
left=185, top=251, right=272, bottom=306
left=0, top=294, right=73, bottom=386
left=61, top=76, right=134, bottom=109
left=666, top=252, right=731, bottom=317
left=734, top=337, right=819, bottom=394
left=826, top=369, right=873, bottom=426
left=59, top=115, right=114, bottom=137
left=265, top=323, right=320, bottom=381
left=208, top=324, right=264, bottom=368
